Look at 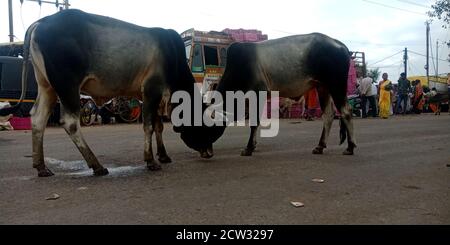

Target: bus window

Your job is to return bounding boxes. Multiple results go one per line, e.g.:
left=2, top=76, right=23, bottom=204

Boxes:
left=185, top=44, right=192, bottom=61
left=204, top=45, right=218, bottom=67
left=219, top=47, right=227, bottom=67
left=192, top=44, right=204, bottom=72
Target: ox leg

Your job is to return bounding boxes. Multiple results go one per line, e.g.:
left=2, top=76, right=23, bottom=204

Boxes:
left=59, top=100, right=108, bottom=176
left=142, top=89, right=163, bottom=171
left=155, top=115, right=171, bottom=164
left=313, top=89, right=334, bottom=155
left=31, top=84, right=57, bottom=177
left=241, top=125, right=259, bottom=156
left=241, top=91, right=265, bottom=156
left=338, top=101, right=357, bottom=155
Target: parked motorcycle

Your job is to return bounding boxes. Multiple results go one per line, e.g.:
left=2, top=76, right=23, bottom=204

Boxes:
left=80, top=96, right=142, bottom=126
left=347, top=94, right=362, bottom=118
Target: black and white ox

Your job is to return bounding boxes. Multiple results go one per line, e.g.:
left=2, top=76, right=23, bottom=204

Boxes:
left=4, top=10, right=202, bottom=177
left=180, top=33, right=357, bottom=157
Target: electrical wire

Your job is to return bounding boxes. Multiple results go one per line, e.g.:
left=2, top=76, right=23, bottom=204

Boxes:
left=368, top=51, right=404, bottom=66
left=409, top=50, right=448, bottom=62
left=13, top=35, right=22, bottom=42
left=429, top=33, right=437, bottom=75
left=271, top=29, right=425, bottom=48
left=361, top=0, right=427, bottom=16
left=408, top=60, right=422, bottom=75
left=395, top=0, right=430, bottom=9
left=345, top=40, right=423, bottom=47
left=20, top=2, right=27, bottom=32
left=367, top=63, right=402, bottom=68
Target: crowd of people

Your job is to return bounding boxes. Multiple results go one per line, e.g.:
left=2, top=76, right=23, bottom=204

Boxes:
left=277, top=72, right=450, bottom=121
left=356, top=72, right=450, bottom=119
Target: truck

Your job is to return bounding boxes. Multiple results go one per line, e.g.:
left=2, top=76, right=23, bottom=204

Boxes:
left=181, top=28, right=268, bottom=96
left=181, top=28, right=234, bottom=95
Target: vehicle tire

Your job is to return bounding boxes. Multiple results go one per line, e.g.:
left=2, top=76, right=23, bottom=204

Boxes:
left=80, top=99, right=97, bottom=126
left=117, top=98, right=141, bottom=123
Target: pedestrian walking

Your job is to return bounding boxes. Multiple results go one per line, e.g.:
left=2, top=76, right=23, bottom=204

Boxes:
left=359, top=77, right=377, bottom=118
left=395, top=73, right=411, bottom=115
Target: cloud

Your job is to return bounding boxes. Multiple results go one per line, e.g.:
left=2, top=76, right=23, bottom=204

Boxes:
left=1, top=0, right=448, bottom=78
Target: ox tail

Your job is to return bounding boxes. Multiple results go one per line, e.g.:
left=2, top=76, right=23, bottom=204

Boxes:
left=0, top=22, right=38, bottom=116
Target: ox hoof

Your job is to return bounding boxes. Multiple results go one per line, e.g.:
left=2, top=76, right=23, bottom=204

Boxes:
left=200, top=147, right=214, bottom=159
left=200, top=151, right=214, bottom=159
left=37, top=167, right=55, bottom=177
left=147, top=163, right=162, bottom=171
left=94, top=168, right=109, bottom=176
left=241, top=149, right=254, bottom=157
left=158, top=155, right=172, bottom=164
left=312, top=147, right=324, bottom=155
left=343, top=149, right=354, bottom=155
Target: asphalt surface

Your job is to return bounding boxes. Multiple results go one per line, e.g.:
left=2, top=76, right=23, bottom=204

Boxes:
left=0, top=114, right=449, bottom=224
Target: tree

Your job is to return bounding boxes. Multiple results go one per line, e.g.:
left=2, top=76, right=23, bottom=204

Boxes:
left=367, top=68, right=381, bottom=82
left=428, top=1, right=450, bottom=64
left=428, top=0, right=450, bottom=28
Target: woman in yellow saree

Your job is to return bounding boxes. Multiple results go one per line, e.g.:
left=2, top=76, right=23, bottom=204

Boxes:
left=378, top=73, right=392, bottom=119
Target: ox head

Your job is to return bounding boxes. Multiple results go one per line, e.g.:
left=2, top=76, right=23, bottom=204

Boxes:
left=172, top=102, right=228, bottom=159
left=175, top=124, right=226, bottom=158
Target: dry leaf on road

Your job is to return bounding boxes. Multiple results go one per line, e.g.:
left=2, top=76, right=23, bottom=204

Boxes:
left=312, top=178, right=325, bottom=183
left=290, top=201, right=305, bottom=208
left=46, top=194, right=60, bottom=200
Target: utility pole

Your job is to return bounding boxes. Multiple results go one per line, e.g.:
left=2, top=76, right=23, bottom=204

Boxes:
left=59, top=0, right=70, bottom=11
left=436, top=40, right=439, bottom=80
left=8, top=0, right=14, bottom=42
left=7, top=0, right=70, bottom=42
left=425, top=21, right=430, bottom=84
left=20, top=0, right=70, bottom=10
left=403, top=47, right=408, bottom=77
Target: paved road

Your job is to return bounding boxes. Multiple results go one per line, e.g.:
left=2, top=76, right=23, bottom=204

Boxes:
left=0, top=115, right=449, bottom=224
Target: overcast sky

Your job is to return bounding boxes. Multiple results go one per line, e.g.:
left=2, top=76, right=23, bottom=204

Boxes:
left=1, top=0, right=449, bottom=82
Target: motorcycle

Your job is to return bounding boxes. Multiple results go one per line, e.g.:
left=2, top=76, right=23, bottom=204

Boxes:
left=80, top=96, right=142, bottom=126
left=347, top=94, right=362, bottom=118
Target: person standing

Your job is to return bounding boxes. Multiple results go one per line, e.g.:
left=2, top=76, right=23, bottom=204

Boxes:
left=378, top=73, right=393, bottom=119
left=412, top=79, right=425, bottom=114
left=304, top=88, right=320, bottom=121
left=447, top=73, right=450, bottom=115
left=347, top=53, right=358, bottom=96
left=359, top=77, right=377, bottom=118
left=371, top=80, right=379, bottom=116
left=395, top=73, right=411, bottom=115
left=427, top=88, right=441, bottom=115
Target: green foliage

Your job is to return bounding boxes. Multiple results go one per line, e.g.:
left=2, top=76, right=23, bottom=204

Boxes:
left=368, top=68, right=381, bottom=82
left=428, top=0, right=450, bottom=28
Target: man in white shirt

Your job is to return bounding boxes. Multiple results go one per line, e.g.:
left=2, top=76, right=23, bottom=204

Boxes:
left=359, top=77, right=377, bottom=118
left=370, top=81, right=378, bottom=116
